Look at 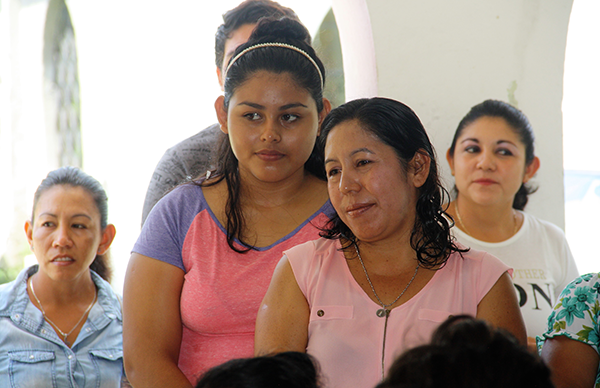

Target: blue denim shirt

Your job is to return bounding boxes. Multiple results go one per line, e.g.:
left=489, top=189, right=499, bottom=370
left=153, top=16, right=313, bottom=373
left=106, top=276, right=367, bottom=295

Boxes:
left=0, top=266, right=124, bottom=388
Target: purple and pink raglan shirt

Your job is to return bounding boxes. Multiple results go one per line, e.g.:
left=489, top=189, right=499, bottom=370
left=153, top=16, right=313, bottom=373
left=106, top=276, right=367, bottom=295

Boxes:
left=133, top=183, right=333, bottom=384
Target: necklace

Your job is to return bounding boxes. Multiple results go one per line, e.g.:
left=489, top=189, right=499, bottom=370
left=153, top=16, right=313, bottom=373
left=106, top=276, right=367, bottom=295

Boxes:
left=355, top=244, right=419, bottom=315
left=28, top=276, right=97, bottom=347
left=354, top=243, right=419, bottom=380
left=455, top=202, right=518, bottom=237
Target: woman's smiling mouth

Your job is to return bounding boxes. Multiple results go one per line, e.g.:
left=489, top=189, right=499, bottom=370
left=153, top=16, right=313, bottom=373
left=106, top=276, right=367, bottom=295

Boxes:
left=345, top=203, right=374, bottom=217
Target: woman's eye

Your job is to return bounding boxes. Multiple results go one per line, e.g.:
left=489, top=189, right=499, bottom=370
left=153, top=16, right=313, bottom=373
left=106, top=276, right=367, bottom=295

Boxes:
left=327, top=168, right=340, bottom=178
left=281, top=113, right=299, bottom=123
left=41, top=221, right=54, bottom=227
left=356, top=159, right=371, bottom=167
left=497, top=148, right=513, bottom=156
left=465, top=146, right=480, bottom=153
left=244, top=113, right=261, bottom=121
left=73, top=224, right=86, bottom=229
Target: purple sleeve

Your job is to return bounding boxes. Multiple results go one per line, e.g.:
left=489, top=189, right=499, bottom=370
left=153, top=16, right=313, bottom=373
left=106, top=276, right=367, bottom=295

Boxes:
left=133, top=183, right=205, bottom=272
left=322, top=200, right=336, bottom=219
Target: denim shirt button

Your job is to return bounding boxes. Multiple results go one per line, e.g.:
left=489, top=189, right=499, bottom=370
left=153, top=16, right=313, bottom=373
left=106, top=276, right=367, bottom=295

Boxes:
left=41, top=329, right=47, bottom=334
left=86, top=328, right=91, bottom=332
left=29, top=355, right=34, bottom=359
left=68, top=355, right=73, bottom=360
left=13, top=314, right=20, bottom=320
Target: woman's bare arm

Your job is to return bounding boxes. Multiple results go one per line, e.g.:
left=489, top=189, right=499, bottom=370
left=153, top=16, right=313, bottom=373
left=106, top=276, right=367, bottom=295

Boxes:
left=123, top=253, right=192, bottom=388
left=255, top=256, right=310, bottom=355
left=541, top=336, right=599, bottom=388
left=476, top=271, right=527, bottom=345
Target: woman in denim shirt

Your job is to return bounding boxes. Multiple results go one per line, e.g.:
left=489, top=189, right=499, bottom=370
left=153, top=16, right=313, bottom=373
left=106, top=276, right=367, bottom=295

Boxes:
left=0, top=167, right=125, bottom=387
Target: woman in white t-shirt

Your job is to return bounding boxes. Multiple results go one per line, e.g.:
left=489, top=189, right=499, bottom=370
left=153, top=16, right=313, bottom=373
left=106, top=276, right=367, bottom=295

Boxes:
left=445, top=99, right=579, bottom=349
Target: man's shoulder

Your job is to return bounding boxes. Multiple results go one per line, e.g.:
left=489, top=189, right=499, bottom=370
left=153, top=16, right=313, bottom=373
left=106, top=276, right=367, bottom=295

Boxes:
left=166, top=123, right=222, bottom=154
left=142, top=124, right=223, bottom=224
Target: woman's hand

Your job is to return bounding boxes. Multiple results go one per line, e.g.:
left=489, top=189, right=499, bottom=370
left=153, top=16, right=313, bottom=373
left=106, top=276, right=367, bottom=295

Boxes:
left=255, top=256, right=310, bottom=355
left=123, top=253, right=192, bottom=388
left=476, top=271, right=527, bottom=345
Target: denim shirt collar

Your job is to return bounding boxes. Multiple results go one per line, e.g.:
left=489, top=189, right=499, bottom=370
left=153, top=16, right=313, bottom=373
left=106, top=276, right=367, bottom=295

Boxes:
left=0, top=265, right=122, bottom=347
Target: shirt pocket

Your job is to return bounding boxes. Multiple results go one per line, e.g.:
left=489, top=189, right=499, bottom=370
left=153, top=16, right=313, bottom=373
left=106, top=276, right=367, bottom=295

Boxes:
left=403, top=309, right=453, bottom=349
left=310, top=305, right=354, bottom=321
left=8, top=350, right=57, bottom=388
left=418, top=309, right=452, bottom=323
left=88, top=348, right=124, bottom=388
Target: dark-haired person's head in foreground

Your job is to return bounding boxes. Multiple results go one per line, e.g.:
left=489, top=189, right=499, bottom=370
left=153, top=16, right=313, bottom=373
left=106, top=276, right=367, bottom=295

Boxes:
left=376, top=315, right=554, bottom=388
left=195, top=352, right=321, bottom=388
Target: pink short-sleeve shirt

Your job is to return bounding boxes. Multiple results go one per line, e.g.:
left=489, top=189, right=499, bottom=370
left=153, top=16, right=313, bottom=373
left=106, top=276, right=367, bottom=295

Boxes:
left=134, top=184, right=333, bottom=384
left=286, top=238, right=511, bottom=388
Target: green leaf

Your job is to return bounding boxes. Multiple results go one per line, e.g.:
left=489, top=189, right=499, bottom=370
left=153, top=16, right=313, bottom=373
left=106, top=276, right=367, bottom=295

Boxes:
left=553, top=320, right=566, bottom=332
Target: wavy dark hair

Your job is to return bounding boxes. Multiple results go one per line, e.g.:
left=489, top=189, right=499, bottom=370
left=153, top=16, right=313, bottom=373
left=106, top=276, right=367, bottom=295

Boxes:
left=318, top=98, right=465, bottom=269
left=195, top=352, right=321, bottom=388
left=448, top=99, right=538, bottom=210
left=377, top=315, right=553, bottom=388
left=31, top=166, right=112, bottom=282
left=202, top=17, right=327, bottom=253
left=214, top=0, right=297, bottom=69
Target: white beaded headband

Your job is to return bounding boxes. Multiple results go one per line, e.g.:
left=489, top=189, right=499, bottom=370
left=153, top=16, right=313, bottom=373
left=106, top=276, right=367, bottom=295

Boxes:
left=224, top=42, right=324, bottom=91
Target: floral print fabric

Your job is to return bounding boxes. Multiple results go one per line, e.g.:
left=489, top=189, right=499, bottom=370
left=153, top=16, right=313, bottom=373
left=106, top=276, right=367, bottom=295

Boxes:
left=538, top=273, right=600, bottom=387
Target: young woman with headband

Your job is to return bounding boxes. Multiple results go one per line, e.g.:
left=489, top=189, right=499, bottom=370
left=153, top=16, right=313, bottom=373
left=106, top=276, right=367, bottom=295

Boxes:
left=123, top=17, right=332, bottom=388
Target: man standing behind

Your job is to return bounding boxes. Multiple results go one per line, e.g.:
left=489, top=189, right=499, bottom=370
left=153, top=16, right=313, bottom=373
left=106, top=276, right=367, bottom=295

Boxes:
left=141, top=0, right=297, bottom=224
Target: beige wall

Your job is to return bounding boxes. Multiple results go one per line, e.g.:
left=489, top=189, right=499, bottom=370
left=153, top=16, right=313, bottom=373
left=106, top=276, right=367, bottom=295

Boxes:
left=333, top=0, right=573, bottom=228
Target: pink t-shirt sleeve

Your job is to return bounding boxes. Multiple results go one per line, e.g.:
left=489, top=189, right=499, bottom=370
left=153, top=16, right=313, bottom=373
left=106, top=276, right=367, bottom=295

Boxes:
left=285, top=240, right=319, bottom=300
left=467, top=247, right=513, bottom=301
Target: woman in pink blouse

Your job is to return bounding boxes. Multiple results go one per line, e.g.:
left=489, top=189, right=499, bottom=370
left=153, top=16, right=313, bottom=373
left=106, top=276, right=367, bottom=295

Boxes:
left=255, top=97, right=526, bottom=388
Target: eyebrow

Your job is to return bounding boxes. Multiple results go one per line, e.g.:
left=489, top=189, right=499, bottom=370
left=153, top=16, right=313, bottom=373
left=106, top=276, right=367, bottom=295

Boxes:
left=460, top=138, right=518, bottom=147
left=324, top=147, right=374, bottom=165
left=236, top=102, right=309, bottom=111
left=38, top=212, right=92, bottom=220
left=280, top=103, right=308, bottom=110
